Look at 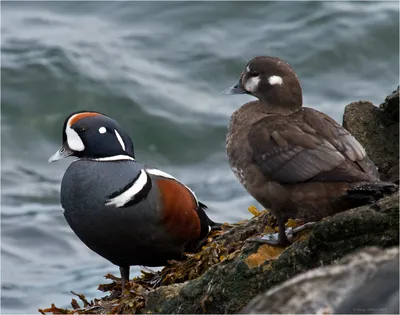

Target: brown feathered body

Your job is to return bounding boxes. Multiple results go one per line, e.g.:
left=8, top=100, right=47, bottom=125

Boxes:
left=226, top=97, right=394, bottom=224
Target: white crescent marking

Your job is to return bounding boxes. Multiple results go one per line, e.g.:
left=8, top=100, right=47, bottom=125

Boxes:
left=105, top=169, right=148, bottom=207
left=65, top=127, right=85, bottom=151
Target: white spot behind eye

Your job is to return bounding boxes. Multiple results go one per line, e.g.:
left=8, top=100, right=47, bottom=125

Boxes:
left=268, top=75, right=283, bottom=85
left=244, top=76, right=261, bottom=93
left=114, top=129, right=125, bottom=151
left=66, top=127, right=85, bottom=151
left=246, top=66, right=250, bottom=73
left=99, top=126, right=107, bottom=134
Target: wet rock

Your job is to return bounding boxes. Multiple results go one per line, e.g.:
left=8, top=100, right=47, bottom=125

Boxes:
left=343, top=87, right=399, bottom=182
left=335, top=254, right=399, bottom=314
left=241, top=247, right=399, bottom=314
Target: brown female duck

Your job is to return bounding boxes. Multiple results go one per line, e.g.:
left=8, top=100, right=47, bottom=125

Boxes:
left=224, top=56, right=397, bottom=246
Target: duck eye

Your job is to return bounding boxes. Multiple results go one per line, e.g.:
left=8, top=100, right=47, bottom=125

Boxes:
left=250, top=71, right=260, bottom=77
left=77, top=127, right=87, bottom=132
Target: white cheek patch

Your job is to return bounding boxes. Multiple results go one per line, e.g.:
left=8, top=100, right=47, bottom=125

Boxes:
left=99, top=127, right=106, bottom=134
left=105, top=169, right=148, bottom=207
left=66, top=127, right=85, bottom=151
left=114, top=129, right=125, bottom=151
left=244, top=76, right=261, bottom=93
left=268, top=75, right=283, bottom=85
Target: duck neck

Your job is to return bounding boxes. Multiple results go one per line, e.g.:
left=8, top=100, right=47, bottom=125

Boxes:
left=258, top=80, right=303, bottom=115
left=259, top=100, right=302, bottom=115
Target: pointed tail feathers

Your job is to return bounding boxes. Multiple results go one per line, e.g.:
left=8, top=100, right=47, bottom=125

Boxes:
left=347, top=181, right=398, bottom=203
left=198, top=202, right=223, bottom=231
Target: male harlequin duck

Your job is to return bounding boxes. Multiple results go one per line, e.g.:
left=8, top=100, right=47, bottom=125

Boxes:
left=49, top=111, right=220, bottom=292
left=223, top=56, right=398, bottom=246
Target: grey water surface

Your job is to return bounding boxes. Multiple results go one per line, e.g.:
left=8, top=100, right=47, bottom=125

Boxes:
left=1, top=1, right=399, bottom=313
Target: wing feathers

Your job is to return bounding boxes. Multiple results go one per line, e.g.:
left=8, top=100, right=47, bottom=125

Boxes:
left=249, top=109, right=378, bottom=184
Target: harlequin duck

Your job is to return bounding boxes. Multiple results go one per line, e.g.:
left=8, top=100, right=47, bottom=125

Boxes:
left=223, top=56, right=398, bottom=246
left=49, top=111, right=220, bottom=292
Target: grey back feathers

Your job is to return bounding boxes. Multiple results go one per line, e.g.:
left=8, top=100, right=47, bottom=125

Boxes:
left=61, top=160, right=174, bottom=250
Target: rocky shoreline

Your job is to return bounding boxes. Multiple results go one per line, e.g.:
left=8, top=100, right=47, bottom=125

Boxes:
left=40, top=87, right=399, bottom=314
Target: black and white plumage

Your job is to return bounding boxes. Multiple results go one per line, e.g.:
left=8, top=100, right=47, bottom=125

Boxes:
left=49, top=111, right=220, bottom=292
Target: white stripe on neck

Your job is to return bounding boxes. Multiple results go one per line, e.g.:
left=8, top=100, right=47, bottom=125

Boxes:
left=93, top=155, right=135, bottom=161
left=105, top=169, right=148, bottom=207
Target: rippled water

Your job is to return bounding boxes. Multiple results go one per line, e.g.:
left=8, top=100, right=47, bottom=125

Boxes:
left=1, top=1, right=399, bottom=313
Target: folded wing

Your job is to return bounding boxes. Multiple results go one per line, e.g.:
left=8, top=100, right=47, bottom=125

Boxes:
left=249, top=109, right=379, bottom=184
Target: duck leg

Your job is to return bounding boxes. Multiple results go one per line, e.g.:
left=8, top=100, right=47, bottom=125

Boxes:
left=247, top=217, right=316, bottom=246
left=119, top=266, right=130, bottom=293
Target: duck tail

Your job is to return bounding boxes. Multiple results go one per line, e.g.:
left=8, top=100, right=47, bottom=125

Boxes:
left=347, top=181, right=398, bottom=203
left=198, top=202, right=223, bottom=231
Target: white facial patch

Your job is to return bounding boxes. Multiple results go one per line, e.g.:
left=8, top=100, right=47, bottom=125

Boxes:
left=268, top=75, right=283, bottom=85
left=105, top=169, right=148, bottom=207
left=65, top=126, right=85, bottom=151
left=246, top=66, right=250, bottom=73
left=64, top=113, right=94, bottom=152
left=114, top=129, right=125, bottom=151
left=244, top=76, right=261, bottom=93
left=99, top=126, right=107, bottom=134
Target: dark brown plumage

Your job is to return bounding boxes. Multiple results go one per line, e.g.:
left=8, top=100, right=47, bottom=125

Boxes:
left=224, top=56, right=397, bottom=245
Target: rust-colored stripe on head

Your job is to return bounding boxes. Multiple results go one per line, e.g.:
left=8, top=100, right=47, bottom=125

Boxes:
left=68, top=112, right=101, bottom=127
left=157, top=179, right=201, bottom=242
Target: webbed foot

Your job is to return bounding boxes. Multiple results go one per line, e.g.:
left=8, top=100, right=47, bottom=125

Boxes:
left=247, top=221, right=316, bottom=246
